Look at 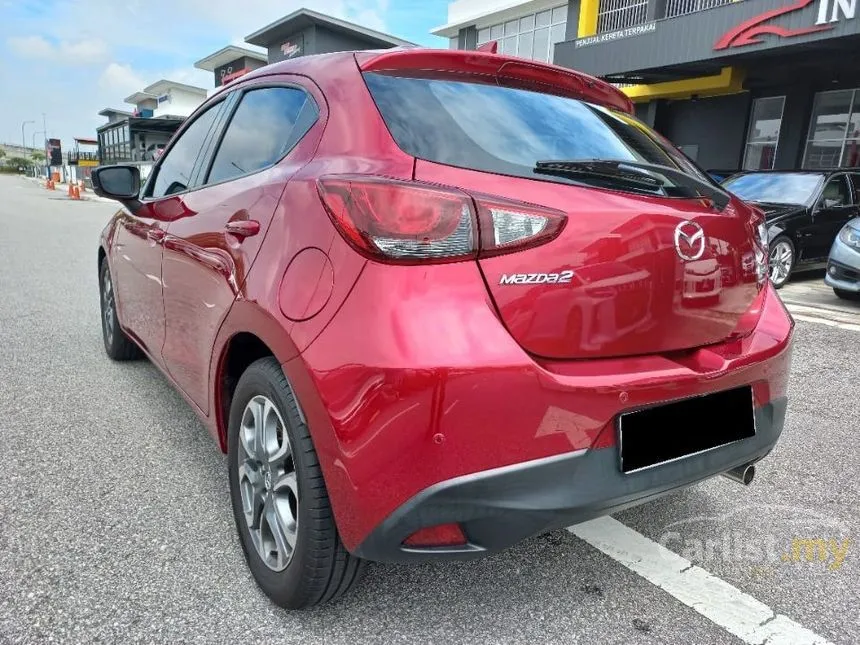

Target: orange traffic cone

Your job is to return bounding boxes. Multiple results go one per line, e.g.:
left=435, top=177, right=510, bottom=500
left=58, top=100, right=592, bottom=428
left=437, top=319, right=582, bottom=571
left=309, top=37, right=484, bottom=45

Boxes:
left=75, top=185, right=82, bottom=199
left=67, top=183, right=74, bottom=197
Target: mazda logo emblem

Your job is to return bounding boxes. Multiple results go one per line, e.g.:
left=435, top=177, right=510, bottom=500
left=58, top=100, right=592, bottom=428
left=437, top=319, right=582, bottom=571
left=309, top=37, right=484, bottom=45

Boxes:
left=674, top=221, right=706, bottom=261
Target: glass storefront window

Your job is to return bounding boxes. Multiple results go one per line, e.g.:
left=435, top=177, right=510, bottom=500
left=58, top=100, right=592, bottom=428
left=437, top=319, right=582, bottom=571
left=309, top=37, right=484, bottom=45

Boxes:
left=803, top=89, right=860, bottom=169
left=476, top=4, right=566, bottom=62
left=743, top=96, right=784, bottom=170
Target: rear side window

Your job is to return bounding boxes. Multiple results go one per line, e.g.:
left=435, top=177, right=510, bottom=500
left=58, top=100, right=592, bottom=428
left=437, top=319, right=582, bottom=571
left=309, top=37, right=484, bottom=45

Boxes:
left=206, top=86, right=317, bottom=185
left=363, top=72, right=703, bottom=184
left=149, top=102, right=222, bottom=198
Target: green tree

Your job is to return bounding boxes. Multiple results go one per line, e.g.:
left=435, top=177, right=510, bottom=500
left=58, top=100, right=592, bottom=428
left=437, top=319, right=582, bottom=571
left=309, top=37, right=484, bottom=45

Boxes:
left=31, top=150, right=46, bottom=164
left=0, top=148, right=6, bottom=162
left=6, top=156, right=32, bottom=172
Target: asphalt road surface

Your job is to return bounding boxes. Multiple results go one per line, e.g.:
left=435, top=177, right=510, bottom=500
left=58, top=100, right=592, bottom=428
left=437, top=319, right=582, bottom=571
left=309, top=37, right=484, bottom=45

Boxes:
left=1, top=174, right=857, bottom=644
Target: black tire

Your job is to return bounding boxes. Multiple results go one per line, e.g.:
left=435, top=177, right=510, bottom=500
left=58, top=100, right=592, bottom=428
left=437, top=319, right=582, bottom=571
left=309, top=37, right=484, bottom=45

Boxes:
left=99, top=259, right=141, bottom=360
left=834, top=288, right=860, bottom=301
left=228, top=357, right=365, bottom=609
left=768, top=235, right=795, bottom=289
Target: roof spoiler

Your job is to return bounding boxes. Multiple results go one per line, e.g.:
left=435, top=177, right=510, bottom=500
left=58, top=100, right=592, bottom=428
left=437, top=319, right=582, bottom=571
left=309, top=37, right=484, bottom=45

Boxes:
left=357, top=48, right=634, bottom=114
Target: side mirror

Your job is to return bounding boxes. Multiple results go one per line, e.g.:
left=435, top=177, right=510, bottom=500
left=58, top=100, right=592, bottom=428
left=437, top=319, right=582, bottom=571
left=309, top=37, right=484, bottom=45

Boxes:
left=92, top=165, right=141, bottom=205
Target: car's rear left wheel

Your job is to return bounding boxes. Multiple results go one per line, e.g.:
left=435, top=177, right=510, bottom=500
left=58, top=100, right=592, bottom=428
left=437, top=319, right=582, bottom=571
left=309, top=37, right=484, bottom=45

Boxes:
left=99, top=260, right=140, bottom=360
left=228, top=357, right=365, bottom=609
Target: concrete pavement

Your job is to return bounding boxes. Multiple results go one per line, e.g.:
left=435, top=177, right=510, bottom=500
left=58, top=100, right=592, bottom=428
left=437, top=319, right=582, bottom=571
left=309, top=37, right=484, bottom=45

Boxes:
left=0, top=174, right=856, bottom=644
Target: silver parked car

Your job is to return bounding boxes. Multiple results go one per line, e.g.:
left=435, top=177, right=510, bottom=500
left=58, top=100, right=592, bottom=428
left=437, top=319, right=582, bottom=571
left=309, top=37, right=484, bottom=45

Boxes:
left=825, top=218, right=860, bottom=300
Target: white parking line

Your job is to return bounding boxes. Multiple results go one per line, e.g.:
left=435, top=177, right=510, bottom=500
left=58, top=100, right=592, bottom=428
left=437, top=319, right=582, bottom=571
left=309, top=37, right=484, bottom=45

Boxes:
left=782, top=302, right=860, bottom=332
left=791, top=313, right=860, bottom=332
left=569, top=517, right=832, bottom=645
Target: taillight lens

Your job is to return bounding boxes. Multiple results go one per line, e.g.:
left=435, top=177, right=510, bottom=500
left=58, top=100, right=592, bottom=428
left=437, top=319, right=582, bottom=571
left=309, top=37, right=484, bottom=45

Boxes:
left=318, top=176, right=567, bottom=263
left=750, top=209, right=768, bottom=286
left=474, top=194, right=567, bottom=258
left=318, top=177, right=476, bottom=263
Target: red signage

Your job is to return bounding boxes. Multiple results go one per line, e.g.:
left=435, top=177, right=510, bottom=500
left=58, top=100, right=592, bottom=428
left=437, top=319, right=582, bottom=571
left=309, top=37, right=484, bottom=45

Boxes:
left=221, top=67, right=251, bottom=84
left=714, top=0, right=831, bottom=50
left=281, top=41, right=302, bottom=58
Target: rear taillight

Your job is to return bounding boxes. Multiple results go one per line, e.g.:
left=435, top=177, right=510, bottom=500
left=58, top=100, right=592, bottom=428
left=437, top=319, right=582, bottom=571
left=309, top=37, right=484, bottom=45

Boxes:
left=750, top=209, right=768, bottom=286
left=473, top=194, right=567, bottom=258
left=318, top=176, right=566, bottom=263
left=318, top=177, right=476, bottom=263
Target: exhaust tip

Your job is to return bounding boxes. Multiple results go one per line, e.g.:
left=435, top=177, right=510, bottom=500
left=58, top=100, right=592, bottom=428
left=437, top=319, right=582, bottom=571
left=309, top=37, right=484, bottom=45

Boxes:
left=723, top=463, right=755, bottom=486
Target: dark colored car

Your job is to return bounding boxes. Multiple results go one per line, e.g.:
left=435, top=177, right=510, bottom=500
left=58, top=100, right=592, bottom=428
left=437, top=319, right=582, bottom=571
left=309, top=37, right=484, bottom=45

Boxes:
left=707, top=169, right=740, bottom=183
left=722, top=170, right=860, bottom=287
left=91, top=48, right=793, bottom=609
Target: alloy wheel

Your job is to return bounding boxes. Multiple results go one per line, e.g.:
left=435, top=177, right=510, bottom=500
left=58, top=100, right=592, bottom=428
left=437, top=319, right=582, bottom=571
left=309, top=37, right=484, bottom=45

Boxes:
left=237, top=395, right=299, bottom=572
left=102, top=269, right=115, bottom=345
left=768, top=241, right=793, bottom=287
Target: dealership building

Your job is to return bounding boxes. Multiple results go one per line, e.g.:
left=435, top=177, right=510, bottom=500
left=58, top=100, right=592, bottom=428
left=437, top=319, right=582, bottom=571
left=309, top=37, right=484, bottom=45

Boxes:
left=433, top=0, right=860, bottom=172
left=194, top=8, right=414, bottom=90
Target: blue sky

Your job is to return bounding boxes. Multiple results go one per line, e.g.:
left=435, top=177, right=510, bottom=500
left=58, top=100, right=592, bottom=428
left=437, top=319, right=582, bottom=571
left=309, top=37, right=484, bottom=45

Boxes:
left=0, top=0, right=449, bottom=151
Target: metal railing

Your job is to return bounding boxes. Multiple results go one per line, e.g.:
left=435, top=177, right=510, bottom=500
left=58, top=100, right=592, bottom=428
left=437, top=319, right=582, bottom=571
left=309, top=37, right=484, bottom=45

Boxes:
left=68, top=151, right=99, bottom=164
left=597, top=0, right=649, bottom=33
left=665, top=0, right=735, bottom=19
left=593, top=0, right=739, bottom=33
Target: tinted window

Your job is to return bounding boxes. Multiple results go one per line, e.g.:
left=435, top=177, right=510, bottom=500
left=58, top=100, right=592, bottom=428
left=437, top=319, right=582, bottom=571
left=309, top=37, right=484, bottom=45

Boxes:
left=206, top=87, right=316, bottom=185
left=363, top=72, right=710, bottom=195
left=150, top=103, right=222, bottom=198
left=722, top=172, right=824, bottom=205
left=850, top=174, right=860, bottom=202
left=821, top=175, right=851, bottom=206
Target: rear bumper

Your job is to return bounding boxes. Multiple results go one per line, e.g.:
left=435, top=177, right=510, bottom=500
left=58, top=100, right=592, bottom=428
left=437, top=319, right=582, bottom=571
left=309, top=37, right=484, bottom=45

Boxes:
left=291, top=265, right=794, bottom=555
left=355, top=398, right=786, bottom=562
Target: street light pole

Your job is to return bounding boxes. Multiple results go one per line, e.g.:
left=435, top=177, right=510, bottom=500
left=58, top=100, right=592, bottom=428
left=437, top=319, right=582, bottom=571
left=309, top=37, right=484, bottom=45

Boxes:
left=32, top=130, right=45, bottom=149
left=21, top=120, right=34, bottom=150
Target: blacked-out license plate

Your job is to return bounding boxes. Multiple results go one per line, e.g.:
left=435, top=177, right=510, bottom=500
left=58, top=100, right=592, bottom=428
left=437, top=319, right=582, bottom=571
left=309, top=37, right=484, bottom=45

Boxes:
left=618, top=386, right=756, bottom=474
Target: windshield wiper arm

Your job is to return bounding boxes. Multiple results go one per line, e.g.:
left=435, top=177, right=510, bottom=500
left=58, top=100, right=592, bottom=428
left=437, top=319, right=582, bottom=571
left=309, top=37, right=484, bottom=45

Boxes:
left=533, top=159, right=665, bottom=193
left=534, top=159, right=731, bottom=210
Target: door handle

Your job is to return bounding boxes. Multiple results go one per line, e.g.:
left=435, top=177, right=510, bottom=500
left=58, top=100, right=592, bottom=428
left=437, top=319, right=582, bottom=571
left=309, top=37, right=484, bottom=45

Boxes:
left=225, top=220, right=260, bottom=238
left=146, top=228, right=166, bottom=243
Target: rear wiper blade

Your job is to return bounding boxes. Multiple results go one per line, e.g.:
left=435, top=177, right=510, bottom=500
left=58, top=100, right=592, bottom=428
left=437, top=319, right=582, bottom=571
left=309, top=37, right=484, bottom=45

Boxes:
left=533, top=159, right=665, bottom=192
left=535, top=159, right=731, bottom=210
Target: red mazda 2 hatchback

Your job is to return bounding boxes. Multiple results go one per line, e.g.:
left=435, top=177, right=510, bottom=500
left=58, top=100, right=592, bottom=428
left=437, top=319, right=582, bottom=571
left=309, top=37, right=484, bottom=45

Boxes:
left=92, top=48, right=793, bottom=609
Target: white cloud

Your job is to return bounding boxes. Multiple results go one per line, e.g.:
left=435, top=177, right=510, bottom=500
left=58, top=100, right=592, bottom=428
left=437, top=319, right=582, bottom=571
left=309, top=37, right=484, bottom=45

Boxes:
left=7, top=35, right=109, bottom=63
left=7, top=35, right=54, bottom=58
left=351, top=8, right=387, bottom=33
left=99, top=62, right=147, bottom=97
left=60, top=39, right=109, bottom=64
left=160, top=66, right=212, bottom=90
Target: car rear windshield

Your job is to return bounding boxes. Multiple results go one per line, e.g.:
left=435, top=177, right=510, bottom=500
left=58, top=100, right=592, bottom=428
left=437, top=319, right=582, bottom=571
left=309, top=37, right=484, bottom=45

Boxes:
left=362, top=71, right=709, bottom=190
